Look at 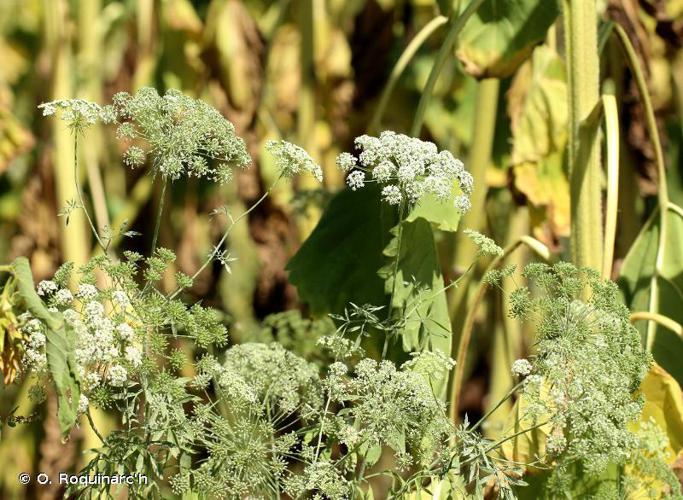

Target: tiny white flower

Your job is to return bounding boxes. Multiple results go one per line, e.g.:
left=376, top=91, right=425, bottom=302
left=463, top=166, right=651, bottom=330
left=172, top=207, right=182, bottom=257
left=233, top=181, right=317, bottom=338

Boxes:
left=266, top=139, right=323, bottom=182
left=111, top=290, right=130, bottom=307
left=37, top=280, right=58, bottom=296
left=78, top=394, right=89, bottom=414
left=381, top=185, right=402, bottom=206
left=336, top=152, right=357, bottom=173
left=108, top=364, right=128, bottom=387
left=54, top=288, right=74, bottom=306
left=116, top=323, right=134, bottom=341
left=346, top=171, right=365, bottom=190
left=76, top=283, right=98, bottom=300
left=124, top=345, right=143, bottom=367
left=85, top=371, right=102, bottom=388
left=28, top=332, right=46, bottom=349
left=512, top=358, right=533, bottom=377
left=84, top=301, right=105, bottom=321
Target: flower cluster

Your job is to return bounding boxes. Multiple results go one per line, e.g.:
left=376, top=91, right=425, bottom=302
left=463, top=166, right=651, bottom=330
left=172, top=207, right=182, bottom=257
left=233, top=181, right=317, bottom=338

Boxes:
left=20, top=279, right=142, bottom=410
left=38, top=99, right=116, bottom=132
left=266, top=139, right=323, bottom=182
left=40, top=88, right=252, bottom=184
left=464, top=229, right=504, bottom=257
left=112, top=88, right=252, bottom=182
left=327, top=357, right=453, bottom=469
left=510, top=263, right=650, bottom=483
left=336, top=131, right=473, bottom=211
left=511, top=358, right=532, bottom=377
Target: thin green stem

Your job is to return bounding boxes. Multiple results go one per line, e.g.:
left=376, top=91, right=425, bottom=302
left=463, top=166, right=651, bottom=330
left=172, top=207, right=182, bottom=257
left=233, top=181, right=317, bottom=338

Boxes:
left=149, top=178, right=168, bottom=257
left=471, top=381, right=524, bottom=432
left=73, top=135, right=106, bottom=251
left=410, top=0, right=486, bottom=137
left=449, top=236, right=550, bottom=420
left=369, top=15, right=448, bottom=133
left=383, top=202, right=406, bottom=357
left=86, top=408, right=105, bottom=443
left=168, top=183, right=277, bottom=300
left=613, top=24, right=668, bottom=352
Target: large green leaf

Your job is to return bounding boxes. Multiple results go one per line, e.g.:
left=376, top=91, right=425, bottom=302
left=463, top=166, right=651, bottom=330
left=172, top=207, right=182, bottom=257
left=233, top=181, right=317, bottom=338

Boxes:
left=457, top=0, right=560, bottom=79
left=405, top=191, right=462, bottom=232
left=379, top=219, right=452, bottom=361
left=287, top=185, right=395, bottom=315
left=287, top=188, right=452, bottom=381
left=618, top=210, right=683, bottom=386
left=11, top=257, right=80, bottom=439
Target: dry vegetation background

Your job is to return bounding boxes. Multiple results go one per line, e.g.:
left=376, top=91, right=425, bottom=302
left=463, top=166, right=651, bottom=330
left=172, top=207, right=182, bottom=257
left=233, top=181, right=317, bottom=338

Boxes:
left=0, top=0, right=682, bottom=497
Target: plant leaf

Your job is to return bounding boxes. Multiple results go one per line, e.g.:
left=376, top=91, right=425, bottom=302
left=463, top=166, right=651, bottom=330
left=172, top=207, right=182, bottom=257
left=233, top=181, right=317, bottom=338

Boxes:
left=508, top=45, right=568, bottom=166
left=636, top=362, right=683, bottom=461
left=456, top=0, right=560, bottom=79
left=11, top=257, right=80, bottom=439
left=287, top=185, right=396, bottom=314
left=405, top=190, right=462, bottom=233
left=618, top=209, right=683, bottom=386
left=379, top=218, right=452, bottom=373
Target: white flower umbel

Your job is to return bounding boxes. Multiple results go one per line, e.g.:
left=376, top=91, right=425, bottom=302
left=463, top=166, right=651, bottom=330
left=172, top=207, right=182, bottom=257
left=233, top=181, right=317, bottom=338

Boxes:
left=37, top=280, right=58, bottom=296
left=266, top=139, right=323, bottom=182
left=337, top=131, right=473, bottom=212
left=76, top=283, right=98, bottom=301
left=108, top=364, right=128, bottom=387
left=511, top=358, right=533, bottom=377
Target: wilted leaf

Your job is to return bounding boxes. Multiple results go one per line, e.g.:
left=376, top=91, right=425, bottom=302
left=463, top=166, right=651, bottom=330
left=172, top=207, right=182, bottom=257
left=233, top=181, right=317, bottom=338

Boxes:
left=0, top=106, right=34, bottom=174
left=457, top=0, right=560, bottom=79
left=11, top=257, right=80, bottom=439
left=204, top=0, right=263, bottom=113
left=0, top=278, right=22, bottom=384
left=636, top=362, right=683, bottom=461
left=508, top=45, right=568, bottom=166
left=513, top=152, right=570, bottom=237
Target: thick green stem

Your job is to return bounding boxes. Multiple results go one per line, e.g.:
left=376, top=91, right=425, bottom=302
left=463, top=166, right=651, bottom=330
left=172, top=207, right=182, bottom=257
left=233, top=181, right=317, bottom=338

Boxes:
left=601, top=93, right=620, bottom=279
left=562, top=0, right=604, bottom=270
left=446, top=78, right=499, bottom=383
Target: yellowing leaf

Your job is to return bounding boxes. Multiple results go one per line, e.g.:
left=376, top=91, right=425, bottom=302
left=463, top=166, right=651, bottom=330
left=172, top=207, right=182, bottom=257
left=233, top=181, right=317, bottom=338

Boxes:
left=513, top=153, right=570, bottom=237
left=635, top=362, right=683, bottom=461
left=0, top=106, right=34, bottom=174
left=501, top=385, right=551, bottom=466
left=508, top=46, right=568, bottom=166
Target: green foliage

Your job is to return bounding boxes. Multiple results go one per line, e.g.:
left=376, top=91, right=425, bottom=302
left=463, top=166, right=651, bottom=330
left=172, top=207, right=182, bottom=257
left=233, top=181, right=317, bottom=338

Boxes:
left=287, top=185, right=395, bottom=315
left=510, top=263, right=651, bottom=493
left=619, top=210, right=683, bottom=385
left=379, top=219, right=452, bottom=356
left=457, top=0, right=560, bottom=78
left=11, top=257, right=80, bottom=439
